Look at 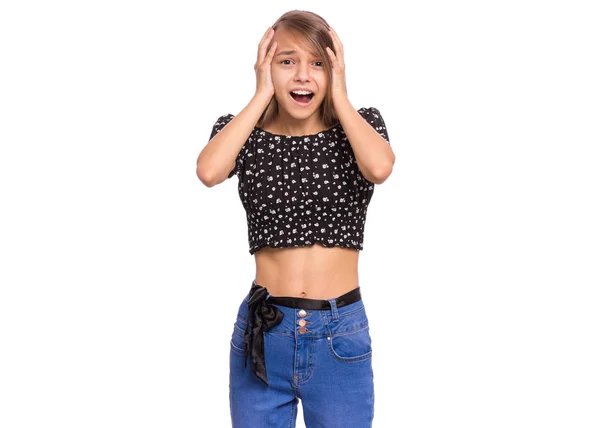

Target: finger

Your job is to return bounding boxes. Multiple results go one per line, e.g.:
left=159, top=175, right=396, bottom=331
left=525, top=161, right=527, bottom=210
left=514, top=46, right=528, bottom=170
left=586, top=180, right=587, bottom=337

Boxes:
left=262, top=27, right=274, bottom=43
left=327, top=29, right=339, bottom=56
left=266, top=41, right=278, bottom=64
left=260, top=27, right=271, bottom=40
left=329, top=27, right=343, bottom=48
left=328, top=28, right=344, bottom=63
left=257, top=28, right=275, bottom=65
left=325, top=46, right=336, bottom=66
left=257, top=28, right=274, bottom=62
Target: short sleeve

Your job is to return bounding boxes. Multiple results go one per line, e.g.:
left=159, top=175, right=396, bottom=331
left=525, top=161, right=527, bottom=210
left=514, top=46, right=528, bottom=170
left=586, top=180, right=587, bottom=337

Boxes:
left=358, top=107, right=390, bottom=145
left=209, top=113, right=234, bottom=140
left=208, top=113, right=239, bottom=179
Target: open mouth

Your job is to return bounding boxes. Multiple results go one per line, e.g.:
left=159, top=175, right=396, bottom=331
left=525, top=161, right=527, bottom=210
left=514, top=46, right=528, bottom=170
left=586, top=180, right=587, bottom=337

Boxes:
left=289, top=91, right=314, bottom=105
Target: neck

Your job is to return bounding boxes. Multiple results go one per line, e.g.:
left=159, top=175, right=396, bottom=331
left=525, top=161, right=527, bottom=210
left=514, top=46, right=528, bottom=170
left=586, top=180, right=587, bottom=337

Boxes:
left=268, top=111, right=326, bottom=136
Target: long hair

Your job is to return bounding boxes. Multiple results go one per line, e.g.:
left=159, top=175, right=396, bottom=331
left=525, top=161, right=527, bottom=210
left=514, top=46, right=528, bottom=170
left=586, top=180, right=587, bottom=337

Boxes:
left=257, top=10, right=338, bottom=130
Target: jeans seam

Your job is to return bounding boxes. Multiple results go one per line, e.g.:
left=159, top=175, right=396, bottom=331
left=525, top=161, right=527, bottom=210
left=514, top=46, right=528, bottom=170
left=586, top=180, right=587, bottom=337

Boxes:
left=230, top=338, right=246, bottom=355
left=231, top=328, right=246, bottom=355
left=288, top=399, right=298, bottom=428
left=296, top=339, right=315, bottom=385
left=236, top=316, right=247, bottom=328
left=331, top=324, right=370, bottom=337
left=328, top=343, right=372, bottom=362
left=333, top=304, right=365, bottom=317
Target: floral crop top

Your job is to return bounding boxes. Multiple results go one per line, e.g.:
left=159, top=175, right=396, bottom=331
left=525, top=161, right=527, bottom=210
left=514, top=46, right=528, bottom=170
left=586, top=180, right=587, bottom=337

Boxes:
left=209, top=107, right=390, bottom=255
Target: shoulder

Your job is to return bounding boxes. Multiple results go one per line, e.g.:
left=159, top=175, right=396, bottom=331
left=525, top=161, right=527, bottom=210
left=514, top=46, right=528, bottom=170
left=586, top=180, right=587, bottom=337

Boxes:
left=356, top=107, right=390, bottom=144
left=209, top=113, right=235, bottom=139
left=357, top=106, right=384, bottom=120
left=212, top=113, right=235, bottom=127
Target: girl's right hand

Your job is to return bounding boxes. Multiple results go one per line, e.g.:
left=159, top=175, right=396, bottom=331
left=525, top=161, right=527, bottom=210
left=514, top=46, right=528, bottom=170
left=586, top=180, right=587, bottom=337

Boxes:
left=254, top=27, right=277, bottom=98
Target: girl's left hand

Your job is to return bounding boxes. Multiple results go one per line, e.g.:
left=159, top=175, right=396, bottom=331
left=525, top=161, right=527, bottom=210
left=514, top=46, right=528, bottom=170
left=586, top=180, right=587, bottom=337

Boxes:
left=326, top=27, right=348, bottom=103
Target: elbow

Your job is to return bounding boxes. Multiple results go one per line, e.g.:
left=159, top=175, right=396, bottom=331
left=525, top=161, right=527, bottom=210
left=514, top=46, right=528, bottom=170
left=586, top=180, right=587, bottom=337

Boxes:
left=196, top=164, right=218, bottom=188
left=371, top=173, right=389, bottom=185
left=372, top=160, right=394, bottom=185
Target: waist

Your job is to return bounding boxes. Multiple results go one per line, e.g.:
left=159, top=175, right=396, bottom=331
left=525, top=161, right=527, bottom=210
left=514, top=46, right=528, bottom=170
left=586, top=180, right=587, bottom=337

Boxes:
left=254, top=244, right=359, bottom=299
left=243, top=280, right=364, bottom=321
left=265, top=286, right=362, bottom=311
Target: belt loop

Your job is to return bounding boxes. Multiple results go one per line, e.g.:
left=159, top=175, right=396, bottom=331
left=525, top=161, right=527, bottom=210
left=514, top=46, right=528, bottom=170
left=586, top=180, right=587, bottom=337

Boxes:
left=327, top=298, right=340, bottom=322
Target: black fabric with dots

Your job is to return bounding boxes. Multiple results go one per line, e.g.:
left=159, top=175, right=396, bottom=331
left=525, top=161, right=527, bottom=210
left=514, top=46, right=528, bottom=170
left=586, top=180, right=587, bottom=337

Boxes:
left=208, top=107, right=390, bottom=255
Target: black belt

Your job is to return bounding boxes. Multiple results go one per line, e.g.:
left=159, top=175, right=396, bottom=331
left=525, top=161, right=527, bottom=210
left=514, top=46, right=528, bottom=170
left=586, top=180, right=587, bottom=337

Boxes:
left=243, top=281, right=362, bottom=386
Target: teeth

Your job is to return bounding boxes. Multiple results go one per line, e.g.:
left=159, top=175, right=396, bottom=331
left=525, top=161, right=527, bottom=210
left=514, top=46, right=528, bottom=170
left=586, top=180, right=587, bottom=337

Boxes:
left=291, top=90, right=313, bottom=95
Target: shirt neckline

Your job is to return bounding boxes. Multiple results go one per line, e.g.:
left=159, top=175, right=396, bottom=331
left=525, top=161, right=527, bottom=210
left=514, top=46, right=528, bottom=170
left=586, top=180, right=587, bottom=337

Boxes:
left=253, top=122, right=340, bottom=139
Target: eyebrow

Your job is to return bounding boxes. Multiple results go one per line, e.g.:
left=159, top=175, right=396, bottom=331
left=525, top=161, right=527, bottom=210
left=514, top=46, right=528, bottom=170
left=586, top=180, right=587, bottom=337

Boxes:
left=275, top=49, right=320, bottom=58
left=275, top=49, right=298, bottom=57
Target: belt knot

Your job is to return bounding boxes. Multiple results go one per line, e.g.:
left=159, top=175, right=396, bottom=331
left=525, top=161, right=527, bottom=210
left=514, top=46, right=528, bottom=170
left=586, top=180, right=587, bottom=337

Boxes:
left=244, top=282, right=284, bottom=386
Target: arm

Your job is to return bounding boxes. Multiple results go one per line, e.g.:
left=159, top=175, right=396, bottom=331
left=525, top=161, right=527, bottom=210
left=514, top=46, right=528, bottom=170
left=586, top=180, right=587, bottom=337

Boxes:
left=336, top=99, right=395, bottom=184
left=196, top=92, right=273, bottom=187
left=325, top=27, right=394, bottom=185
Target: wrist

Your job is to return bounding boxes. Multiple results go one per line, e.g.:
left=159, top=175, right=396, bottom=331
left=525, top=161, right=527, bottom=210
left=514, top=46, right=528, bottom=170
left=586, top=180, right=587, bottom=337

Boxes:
left=253, top=91, right=274, bottom=106
left=333, top=94, right=352, bottom=110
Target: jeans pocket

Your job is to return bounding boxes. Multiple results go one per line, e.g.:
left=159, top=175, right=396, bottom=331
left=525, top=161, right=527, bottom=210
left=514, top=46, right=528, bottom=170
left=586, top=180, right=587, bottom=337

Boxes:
left=230, top=296, right=249, bottom=355
left=230, top=322, right=247, bottom=355
left=328, top=324, right=373, bottom=362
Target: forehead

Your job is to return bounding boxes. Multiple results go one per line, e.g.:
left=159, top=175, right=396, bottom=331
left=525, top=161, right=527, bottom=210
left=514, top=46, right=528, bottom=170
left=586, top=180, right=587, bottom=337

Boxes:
left=273, top=29, right=318, bottom=56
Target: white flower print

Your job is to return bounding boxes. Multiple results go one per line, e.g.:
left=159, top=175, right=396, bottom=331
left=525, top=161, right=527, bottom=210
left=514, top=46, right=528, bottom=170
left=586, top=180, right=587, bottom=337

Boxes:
left=210, top=107, right=389, bottom=254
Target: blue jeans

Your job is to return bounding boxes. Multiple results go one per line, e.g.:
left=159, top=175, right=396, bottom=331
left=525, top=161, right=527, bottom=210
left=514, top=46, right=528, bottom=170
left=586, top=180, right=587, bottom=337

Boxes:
left=229, top=287, right=375, bottom=427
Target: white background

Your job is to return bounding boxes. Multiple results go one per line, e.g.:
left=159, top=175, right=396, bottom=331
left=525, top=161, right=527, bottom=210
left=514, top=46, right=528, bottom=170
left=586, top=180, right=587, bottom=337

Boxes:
left=1, top=1, right=599, bottom=427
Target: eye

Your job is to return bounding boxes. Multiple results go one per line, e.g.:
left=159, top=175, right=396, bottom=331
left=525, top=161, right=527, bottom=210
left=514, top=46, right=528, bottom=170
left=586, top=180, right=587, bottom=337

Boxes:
left=280, top=59, right=324, bottom=67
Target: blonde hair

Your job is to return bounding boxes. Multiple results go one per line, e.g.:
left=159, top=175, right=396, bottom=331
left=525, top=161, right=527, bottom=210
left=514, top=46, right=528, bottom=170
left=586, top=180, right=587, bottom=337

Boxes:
left=257, top=10, right=338, bottom=129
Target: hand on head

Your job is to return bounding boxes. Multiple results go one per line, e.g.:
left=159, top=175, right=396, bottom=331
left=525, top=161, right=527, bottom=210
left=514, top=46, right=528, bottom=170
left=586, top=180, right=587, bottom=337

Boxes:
left=254, top=27, right=278, bottom=98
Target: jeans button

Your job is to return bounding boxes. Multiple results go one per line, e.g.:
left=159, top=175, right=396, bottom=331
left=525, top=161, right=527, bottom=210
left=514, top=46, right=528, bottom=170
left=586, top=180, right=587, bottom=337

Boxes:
left=298, top=309, right=307, bottom=317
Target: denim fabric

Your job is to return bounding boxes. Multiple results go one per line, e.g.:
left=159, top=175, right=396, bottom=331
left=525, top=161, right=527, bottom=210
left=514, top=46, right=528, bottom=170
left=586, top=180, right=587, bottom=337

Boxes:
left=229, top=288, right=375, bottom=427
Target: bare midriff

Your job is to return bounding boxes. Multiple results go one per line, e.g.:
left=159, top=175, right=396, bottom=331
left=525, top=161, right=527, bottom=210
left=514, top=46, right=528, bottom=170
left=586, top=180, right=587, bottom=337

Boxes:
left=253, top=242, right=360, bottom=300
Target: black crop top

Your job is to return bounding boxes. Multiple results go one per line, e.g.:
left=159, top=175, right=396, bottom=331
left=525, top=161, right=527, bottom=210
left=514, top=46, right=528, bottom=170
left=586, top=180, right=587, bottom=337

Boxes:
left=208, top=107, right=390, bottom=255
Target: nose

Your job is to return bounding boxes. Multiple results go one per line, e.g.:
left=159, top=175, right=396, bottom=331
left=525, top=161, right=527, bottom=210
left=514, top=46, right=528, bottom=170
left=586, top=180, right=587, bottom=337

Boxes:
left=294, top=62, right=311, bottom=82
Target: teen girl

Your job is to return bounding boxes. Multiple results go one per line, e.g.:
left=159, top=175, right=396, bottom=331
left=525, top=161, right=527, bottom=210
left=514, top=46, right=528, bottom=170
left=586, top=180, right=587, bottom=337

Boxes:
left=196, top=10, right=394, bottom=427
